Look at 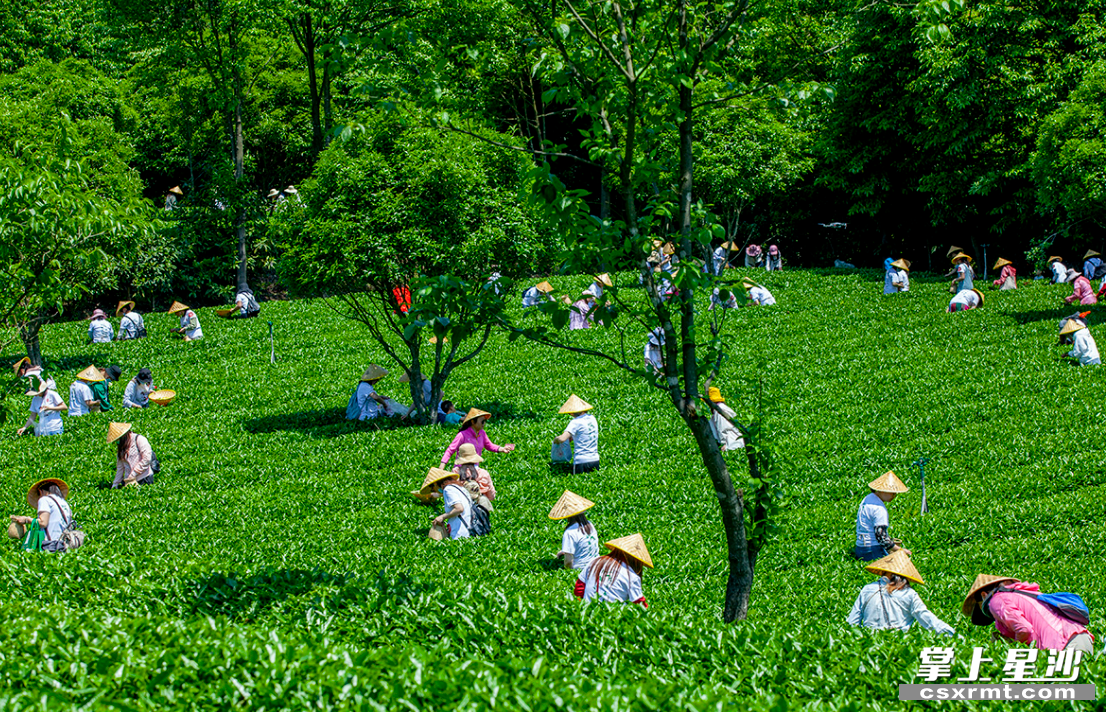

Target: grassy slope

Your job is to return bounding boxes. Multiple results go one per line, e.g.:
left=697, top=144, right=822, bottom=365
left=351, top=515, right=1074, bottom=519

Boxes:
left=0, top=270, right=1103, bottom=710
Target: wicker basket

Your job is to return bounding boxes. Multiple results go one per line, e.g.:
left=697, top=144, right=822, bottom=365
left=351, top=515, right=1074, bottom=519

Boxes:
left=149, top=389, right=176, bottom=406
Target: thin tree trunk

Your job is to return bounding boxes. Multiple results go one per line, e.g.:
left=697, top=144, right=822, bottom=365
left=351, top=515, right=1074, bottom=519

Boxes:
left=234, top=91, right=248, bottom=291
left=20, top=319, right=43, bottom=367
left=303, top=16, right=324, bottom=155
left=322, top=66, right=333, bottom=145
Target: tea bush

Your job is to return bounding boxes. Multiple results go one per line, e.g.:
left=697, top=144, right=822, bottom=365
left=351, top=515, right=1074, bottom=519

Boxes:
left=1, top=270, right=1103, bottom=710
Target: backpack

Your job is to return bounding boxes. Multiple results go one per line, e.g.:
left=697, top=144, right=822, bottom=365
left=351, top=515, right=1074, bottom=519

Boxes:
left=998, top=586, right=1090, bottom=626
left=445, top=484, right=491, bottom=537
left=43, top=496, right=84, bottom=552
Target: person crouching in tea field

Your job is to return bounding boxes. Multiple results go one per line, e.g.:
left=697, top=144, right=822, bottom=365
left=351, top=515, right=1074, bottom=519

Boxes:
left=437, top=400, right=464, bottom=425
left=992, top=258, right=1017, bottom=290
left=575, top=533, right=653, bottom=606
left=116, top=301, right=146, bottom=340
left=108, top=422, right=155, bottom=487
left=522, top=281, right=554, bottom=308
left=440, top=408, right=516, bottom=467
left=422, top=467, right=471, bottom=540
left=9, top=478, right=73, bottom=552
left=346, top=365, right=391, bottom=421
left=743, top=280, right=776, bottom=306
left=846, top=550, right=954, bottom=635
left=1060, top=318, right=1100, bottom=365
left=552, top=395, right=599, bottom=473
left=950, top=253, right=975, bottom=292
left=962, top=575, right=1094, bottom=655
left=18, top=378, right=66, bottom=436
left=550, top=490, right=600, bottom=572
left=947, top=288, right=983, bottom=313
left=68, top=366, right=104, bottom=417
left=854, top=471, right=910, bottom=562
left=87, top=309, right=114, bottom=343
left=451, top=444, right=496, bottom=501
left=123, top=368, right=154, bottom=409
left=168, top=301, right=204, bottom=340
left=1048, top=256, right=1069, bottom=284
left=1065, top=273, right=1098, bottom=306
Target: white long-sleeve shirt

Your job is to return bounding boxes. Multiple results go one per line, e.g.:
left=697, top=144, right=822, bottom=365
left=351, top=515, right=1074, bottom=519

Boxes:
left=894, top=269, right=910, bottom=292
left=748, top=286, right=775, bottom=306
left=847, top=579, right=955, bottom=636
left=1050, top=262, right=1067, bottom=283
left=68, top=381, right=95, bottom=416
left=123, top=379, right=151, bottom=408
left=709, top=401, right=744, bottom=451
left=522, top=287, right=547, bottom=308
left=120, top=311, right=145, bottom=339
left=1068, top=328, right=1101, bottom=365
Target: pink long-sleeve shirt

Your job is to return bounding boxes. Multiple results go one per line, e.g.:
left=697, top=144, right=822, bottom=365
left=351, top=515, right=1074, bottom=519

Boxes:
left=1067, top=276, right=1097, bottom=305
left=993, top=265, right=1016, bottom=288
left=114, top=434, right=153, bottom=486
left=987, top=581, right=1092, bottom=651
left=440, top=428, right=504, bottom=467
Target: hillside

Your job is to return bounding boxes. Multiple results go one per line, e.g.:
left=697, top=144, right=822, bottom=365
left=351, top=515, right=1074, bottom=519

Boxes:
left=1, top=270, right=1103, bottom=710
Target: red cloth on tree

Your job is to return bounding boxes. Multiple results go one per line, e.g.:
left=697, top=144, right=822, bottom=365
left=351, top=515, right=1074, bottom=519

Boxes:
left=392, top=285, right=411, bottom=313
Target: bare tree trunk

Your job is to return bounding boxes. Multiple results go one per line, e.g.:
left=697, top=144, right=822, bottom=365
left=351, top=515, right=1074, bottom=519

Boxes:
left=322, top=66, right=333, bottom=145
left=687, top=415, right=754, bottom=621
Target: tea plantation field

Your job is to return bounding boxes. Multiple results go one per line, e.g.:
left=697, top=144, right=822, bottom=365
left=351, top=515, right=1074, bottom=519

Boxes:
left=1, top=269, right=1103, bottom=710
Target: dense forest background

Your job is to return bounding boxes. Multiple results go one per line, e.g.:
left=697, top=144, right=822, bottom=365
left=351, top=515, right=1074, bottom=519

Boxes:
left=2, top=0, right=1105, bottom=309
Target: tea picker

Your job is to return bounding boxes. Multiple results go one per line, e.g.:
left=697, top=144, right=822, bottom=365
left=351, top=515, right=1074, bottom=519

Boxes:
left=912, top=457, right=929, bottom=515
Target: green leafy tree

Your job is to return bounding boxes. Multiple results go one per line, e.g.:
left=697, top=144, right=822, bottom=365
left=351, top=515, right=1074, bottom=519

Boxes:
left=275, top=115, right=551, bottom=421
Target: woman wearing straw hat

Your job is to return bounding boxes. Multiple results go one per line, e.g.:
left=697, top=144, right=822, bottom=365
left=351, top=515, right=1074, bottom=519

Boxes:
left=1082, top=248, right=1104, bottom=282
left=1060, top=319, right=1100, bottom=365
left=846, top=550, right=954, bottom=635
left=705, top=387, right=744, bottom=452
left=522, top=281, right=554, bottom=308
left=12, top=356, right=43, bottom=382
left=345, top=365, right=390, bottom=421
left=854, top=471, right=910, bottom=562
left=168, top=301, right=203, bottom=341
left=550, top=490, right=599, bottom=571
left=742, top=279, right=776, bottom=306
left=90, top=365, right=121, bottom=412
left=744, top=243, right=764, bottom=268
left=1064, top=272, right=1098, bottom=306
left=165, top=185, right=183, bottom=210
left=992, top=258, right=1017, bottom=290
left=950, top=253, right=974, bottom=293
left=585, top=273, right=613, bottom=299
left=123, top=368, right=155, bottom=409
left=1047, top=256, right=1070, bottom=284
left=108, top=422, right=156, bottom=488
left=9, top=478, right=72, bottom=552
left=422, top=467, right=472, bottom=540
left=947, top=288, right=984, bottom=313
left=552, top=395, right=599, bottom=473
left=68, top=366, right=104, bottom=417
left=451, top=443, right=496, bottom=501
left=440, top=408, right=516, bottom=467
left=962, top=575, right=1094, bottom=654
left=575, top=533, right=653, bottom=606
left=87, top=309, right=114, bottom=343
left=116, top=301, right=146, bottom=340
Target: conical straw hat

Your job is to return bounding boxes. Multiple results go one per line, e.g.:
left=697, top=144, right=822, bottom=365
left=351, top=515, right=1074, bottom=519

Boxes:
left=169, top=186, right=184, bottom=196
left=549, top=490, right=596, bottom=520
left=419, top=467, right=455, bottom=493
left=460, top=408, right=491, bottom=428
left=662, top=242, right=676, bottom=256
left=1047, top=256, right=1062, bottom=264
left=77, top=365, right=105, bottom=382
left=559, top=394, right=592, bottom=414
left=865, top=549, right=924, bottom=584
left=951, top=252, right=973, bottom=264
left=868, top=470, right=909, bottom=494
left=1060, top=319, right=1085, bottom=336
left=946, top=245, right=964, bottom=259
left=360, top=364, right=388, bottom=382
left=167, top=301, right=189, bottom=314
left=560, top=294, right=573, bottom=306
left=993, top=258, right=1012, bottom=270
left=721, top=240, right=741, bottom=252
left=116, top=300, right=135, bottom=316
left=890, top=259, right=910, bottom=271
left=1084, top=249, right=1101, bottom=260
left=398, top=371, right=425, bottom=384
left=534, top=281, right=554, bottom=293
left=971, top=288, right=985, bottom=305
left=106, top=422, right=132, bottom=444
left=962, top=574, right=1018, bottom=618
left=605, top=533, right=654, bottom=569
left=596, top=273, right=613, bottom=288
left=11, top=356, right=30, bottom=374
left=741, top=279, right=759, bottom=290
left=27, top=478, right=68, bottom=509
